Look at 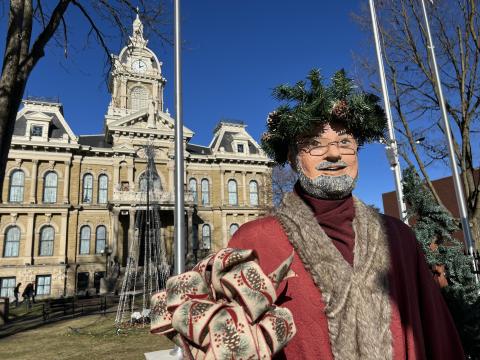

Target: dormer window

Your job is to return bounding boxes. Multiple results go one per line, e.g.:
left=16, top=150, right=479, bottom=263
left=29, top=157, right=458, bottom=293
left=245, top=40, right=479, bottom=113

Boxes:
left=237, top=144, right=244, bottom=153
left=31, top=125, right=43, bottom=137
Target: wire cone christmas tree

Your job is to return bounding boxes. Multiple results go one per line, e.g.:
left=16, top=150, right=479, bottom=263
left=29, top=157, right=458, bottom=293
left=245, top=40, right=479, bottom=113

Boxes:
left=115, top=144, right=170, bottom=328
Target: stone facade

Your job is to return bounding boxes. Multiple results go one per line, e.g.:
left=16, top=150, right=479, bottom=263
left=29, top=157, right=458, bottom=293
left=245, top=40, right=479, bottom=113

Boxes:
left=0, top=15, right=272, bottom=300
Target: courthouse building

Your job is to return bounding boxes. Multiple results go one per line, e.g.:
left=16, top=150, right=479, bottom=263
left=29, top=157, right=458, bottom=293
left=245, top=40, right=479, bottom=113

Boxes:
left=0, top=16, right=272, bottom=299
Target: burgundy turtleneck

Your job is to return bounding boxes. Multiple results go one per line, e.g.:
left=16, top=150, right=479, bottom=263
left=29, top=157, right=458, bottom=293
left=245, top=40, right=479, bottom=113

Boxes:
left=294, top=182, right=356, bottom=266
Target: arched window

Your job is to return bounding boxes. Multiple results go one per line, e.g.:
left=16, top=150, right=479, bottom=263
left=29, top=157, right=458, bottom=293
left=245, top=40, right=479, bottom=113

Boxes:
left=201, top=179, right=209, bottom=206
left=131, top=86, right=149, bottom=111
left=79, top=226, right=91, bottom=255
left=229, top=223, right=239, bottom=237
left=189, top=178, right=198, bottom=204
left=82, top=174, right=93, bottom=204
left=43, top=172, right=58, bottom=203
left=9, top=170, right=24, bottom=203
left=201, top=224, right=211, bottom=250
left=228, top=180, right=238, bottom=205
left=4, top=226, right=20, bottom=257
left=95, top=226, right=107, bottom=254
left=249, top=180, right=259, bottom=206
left=98, top=175, right=108, bottom=204
left=39, top=226, right=54, bottom=256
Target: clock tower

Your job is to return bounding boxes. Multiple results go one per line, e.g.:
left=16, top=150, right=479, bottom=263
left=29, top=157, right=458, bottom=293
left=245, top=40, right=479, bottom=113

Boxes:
left=105, top=13, right=167, bottom=127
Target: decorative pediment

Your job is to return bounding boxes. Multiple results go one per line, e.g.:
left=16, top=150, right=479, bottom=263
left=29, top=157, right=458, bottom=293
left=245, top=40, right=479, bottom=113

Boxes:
left=108, top=109, right=149, bottom=129
left=24, top=111, right=52, bottom=122
left=136, top=146, right=167, bottom=160
left=112, top=142, right=135, bottom=152
left=107, top=109, right=194, bottom=140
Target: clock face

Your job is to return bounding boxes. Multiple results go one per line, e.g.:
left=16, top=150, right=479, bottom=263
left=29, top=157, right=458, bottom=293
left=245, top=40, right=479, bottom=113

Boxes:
left=132, top=59, right=147, bottom=73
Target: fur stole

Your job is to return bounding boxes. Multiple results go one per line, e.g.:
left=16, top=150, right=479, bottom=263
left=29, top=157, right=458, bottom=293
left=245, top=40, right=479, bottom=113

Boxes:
left=275, top=192, right=392, bottom=360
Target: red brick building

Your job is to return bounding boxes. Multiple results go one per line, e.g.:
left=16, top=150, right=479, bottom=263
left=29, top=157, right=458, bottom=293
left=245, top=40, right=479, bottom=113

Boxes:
left=382, top=170, right=479, bottom=245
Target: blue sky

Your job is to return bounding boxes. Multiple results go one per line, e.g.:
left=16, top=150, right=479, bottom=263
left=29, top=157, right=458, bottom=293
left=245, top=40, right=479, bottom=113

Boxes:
left=0, top=1, right=454, bottom=210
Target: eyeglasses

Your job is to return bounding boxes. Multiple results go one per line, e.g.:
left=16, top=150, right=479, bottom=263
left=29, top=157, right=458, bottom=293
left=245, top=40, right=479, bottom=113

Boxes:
left=299, top=137, right=357, bottom=156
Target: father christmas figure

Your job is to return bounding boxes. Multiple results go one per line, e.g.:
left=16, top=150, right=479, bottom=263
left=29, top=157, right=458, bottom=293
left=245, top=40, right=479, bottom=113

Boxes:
left=229, top=69, right=464, bottom=359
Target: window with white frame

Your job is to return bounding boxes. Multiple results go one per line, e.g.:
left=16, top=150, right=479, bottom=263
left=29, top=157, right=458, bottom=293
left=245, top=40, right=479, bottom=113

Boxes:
left=30, top=125, right=43, bottom=137
left=249, top=180, right=259, bottom=206
left=39, top=226, right=54, bottom=256
left=189, top=178, right=198, bottom=204
left=82, top=174, right=93, bottom=203
left=131, top=86, right=149, bottom=111
left=228, top=180, right=238, bottom=205
left=237, top=143, right=244, bottom=153
left=0, top=277, right=15, bottom=298
left=4, top=226, right=20, bottom=257
left=201, top=179, right=209, bottom=205
left=229, top=223, right=239, bottom=237
left=79, top=226, right=91, bottom=255
left=98, top=174, right=108, bottom=204
left=9, top=170, right=24, bottom=203
left=36, top=275, right=51, bottom=295
left=96, top=226, right=107, bottom=254
left=43, top=172, right=57, bottom=203
left=201, top=224, right=211, bottom=250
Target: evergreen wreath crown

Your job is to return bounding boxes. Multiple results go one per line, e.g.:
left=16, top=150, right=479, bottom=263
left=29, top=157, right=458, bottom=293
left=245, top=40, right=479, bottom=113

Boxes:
left=261, top=69, right=387, bottom=165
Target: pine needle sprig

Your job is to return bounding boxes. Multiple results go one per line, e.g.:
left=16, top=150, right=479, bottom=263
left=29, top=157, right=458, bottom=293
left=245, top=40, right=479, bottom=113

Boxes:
left=402, top=166, right=480, bottom=357
left=261, top=68, right=387, bottom=165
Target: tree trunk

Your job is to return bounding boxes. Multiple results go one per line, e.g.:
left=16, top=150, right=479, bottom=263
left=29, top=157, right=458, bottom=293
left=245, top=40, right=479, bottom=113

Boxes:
left=0, top=77, right=27, bottom=202
left=471, top=216, right=480, bottom=251
left=0, top=0, right=29, bottom=202
left=0, top=0, right=71, bottom=199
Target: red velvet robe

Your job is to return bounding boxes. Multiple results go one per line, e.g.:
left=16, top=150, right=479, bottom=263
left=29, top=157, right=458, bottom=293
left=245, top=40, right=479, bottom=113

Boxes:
left=228, top=201, right=464, bottom=359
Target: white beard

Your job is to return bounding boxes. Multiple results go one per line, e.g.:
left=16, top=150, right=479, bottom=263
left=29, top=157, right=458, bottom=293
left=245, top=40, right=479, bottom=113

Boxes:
left=296, top=159, right=357, bottom=200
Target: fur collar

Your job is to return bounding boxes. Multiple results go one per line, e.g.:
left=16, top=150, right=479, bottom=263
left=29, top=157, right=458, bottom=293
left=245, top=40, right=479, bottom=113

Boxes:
left=275, top=192, right=392, bottom=360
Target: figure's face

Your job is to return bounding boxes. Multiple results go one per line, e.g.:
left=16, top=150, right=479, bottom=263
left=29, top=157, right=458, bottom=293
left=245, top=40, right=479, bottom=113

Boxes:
left=296, top=123, right=358, bottom=179
left=292, top=123, right=359, bottom=199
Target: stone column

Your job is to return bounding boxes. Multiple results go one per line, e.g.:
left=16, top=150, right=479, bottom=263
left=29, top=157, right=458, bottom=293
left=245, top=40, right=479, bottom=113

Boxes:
left=60, top=212, right=68, bottom=263
left=120, top=78, right=127, bottom=108
left=168, top=163, right=174, bottom=193
left=222, top=212, right=227, bottom=247
left=128, top=208, right=136, bottom=260
left=186, top=210, right=194, bottom=268
left=30, top=160, right=38, bottom=204
left=220, top=170, right=225, bottom=205
left=25, top=213, right=35, bottom=264
left=127, top=164, right=134, bottom=190
left=63, top=160, right=71, bottom=204
left=242, top=171, right=247, bottom=206
left=113, top=161, right=120, bottom=189
left=262, top=174, right=267, bottom=206
left=111, top=208, right=119, bottom=259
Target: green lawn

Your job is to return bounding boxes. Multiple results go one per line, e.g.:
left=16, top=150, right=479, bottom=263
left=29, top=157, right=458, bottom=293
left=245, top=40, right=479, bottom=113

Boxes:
left=0, top=312, right=173, bottom=360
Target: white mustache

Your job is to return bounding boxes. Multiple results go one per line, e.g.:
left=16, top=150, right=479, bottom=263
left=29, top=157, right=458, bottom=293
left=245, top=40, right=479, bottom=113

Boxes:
left=315, top=161, right=348, bottom=170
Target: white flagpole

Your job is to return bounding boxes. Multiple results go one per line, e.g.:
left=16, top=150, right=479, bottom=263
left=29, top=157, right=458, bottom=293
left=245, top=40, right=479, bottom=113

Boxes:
left=172, top=0, right=186, bottom=357
left=369, top=0, right=409, bottom=224
left=419, top=0, right=479, bottom=279
left=173, top=0, right=185, bottom=277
